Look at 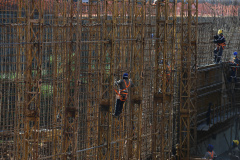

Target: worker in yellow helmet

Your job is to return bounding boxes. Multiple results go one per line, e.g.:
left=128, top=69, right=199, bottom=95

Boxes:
left=229, top=140, right=240, bottom=160
left=213, top=29, right=226, bottom=64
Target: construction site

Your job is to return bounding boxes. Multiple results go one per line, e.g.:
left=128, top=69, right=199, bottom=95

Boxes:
left=0, top=0, right=240, bottom=159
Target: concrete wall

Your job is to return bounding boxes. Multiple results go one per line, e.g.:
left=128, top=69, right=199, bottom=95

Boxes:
left=197, top=119, right=240, bottom=158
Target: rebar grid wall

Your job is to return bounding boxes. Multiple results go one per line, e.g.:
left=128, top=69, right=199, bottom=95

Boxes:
left=197, top=0, right=240, bottom=66
left=179, top=0, right=198, bottom=159
left=196, top=64, right=238, bottom=138
left=0, top=0, right=239, bottom=160
left=152, top=0, right=175, bottom=159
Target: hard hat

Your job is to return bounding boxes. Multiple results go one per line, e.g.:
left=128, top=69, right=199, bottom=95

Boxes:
left=207, top=144, right=214, bottom=152
left=234, top=52, right=238, bottom=56
left=218, top=29, right=223, bottom=35
left=123, top=73, right=128, bottom=78
left=233, top=140, right=239, bottom=146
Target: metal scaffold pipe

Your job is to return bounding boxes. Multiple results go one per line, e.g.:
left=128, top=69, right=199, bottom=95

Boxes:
left=1, top=0, right=240, bottom=159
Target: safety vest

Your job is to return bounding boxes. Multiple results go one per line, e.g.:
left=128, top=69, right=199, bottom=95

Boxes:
left=208, top=151, right=214, bottom=160
left=114, top=80, right=130, bottom=101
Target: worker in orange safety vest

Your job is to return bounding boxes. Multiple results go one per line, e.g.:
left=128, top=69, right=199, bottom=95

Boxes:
left=203, top=144, right=217, bottom=160
left=113, top=73, right=134, bottom=117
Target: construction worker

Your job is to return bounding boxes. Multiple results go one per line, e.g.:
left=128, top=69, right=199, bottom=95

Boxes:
left=113, top=73, right=134, bottom=117
left=158, top=60, right=171, bottom=93
left=203, top=144, right=217, bottom=160
left=233, top=52, right=240, bottom=64
left=213, top=29, right=226, bottom=64
left=229, top=140, right=240, bottom=160
left=229, top=52, right=239, bottom=82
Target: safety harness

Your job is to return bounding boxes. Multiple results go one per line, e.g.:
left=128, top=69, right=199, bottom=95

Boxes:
left=231, top=57, right=239, bottom=72
left=218, top=42, right=226, bottom=49
left=166, top=65, right=171, bottom=83
left=215, top=35, right=226, bottom=50
left=208, top=151, right=214, bottom=160
left=114, top=80, right=130, bottom=101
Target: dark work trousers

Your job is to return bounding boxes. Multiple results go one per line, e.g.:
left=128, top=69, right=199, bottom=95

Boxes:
left=114, top=99, right=125, bottom=116
left=214, top=46, right=224, bottom=63
left=231, top=68, right=237, bottom=82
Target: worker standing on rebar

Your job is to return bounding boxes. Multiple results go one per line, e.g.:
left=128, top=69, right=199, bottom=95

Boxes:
left=166, top=63, right=171, bottom=83
left=158, top=60, right=171, bottom=93
left=213, top=29, right=226, bottom=64
left=203, top=144, right=217, bottom=160
left=113, top=73, right=134, bottom=117
left=229, top=52, right=239, bottom=83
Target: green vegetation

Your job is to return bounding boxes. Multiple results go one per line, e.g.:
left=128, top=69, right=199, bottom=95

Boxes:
left=0, top=73, right=16, bottom=80
left=41, top=84, right=53, bottom=97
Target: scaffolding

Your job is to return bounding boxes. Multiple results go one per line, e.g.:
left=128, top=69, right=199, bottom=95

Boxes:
left=0, top=0, right=240, bottom=160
